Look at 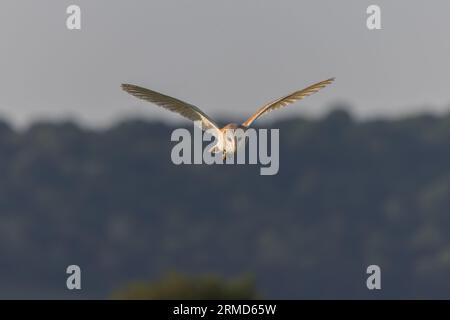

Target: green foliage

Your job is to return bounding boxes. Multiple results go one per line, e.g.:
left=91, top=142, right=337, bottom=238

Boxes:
left=112, top=273, right=258, bottom=300
left=2, top=111, right=450, bottom=298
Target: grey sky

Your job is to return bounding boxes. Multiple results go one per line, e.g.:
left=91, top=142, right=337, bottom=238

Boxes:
left=1, top=0, right=450, bottom=128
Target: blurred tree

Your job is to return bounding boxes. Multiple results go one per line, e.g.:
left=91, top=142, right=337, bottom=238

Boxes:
left=112, top=273, right=259, bottom=300
left=4, top=111, right=450, bottom=298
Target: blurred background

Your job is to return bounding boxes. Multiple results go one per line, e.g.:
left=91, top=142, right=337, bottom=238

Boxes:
left=1, top=0, right=450, bottom=299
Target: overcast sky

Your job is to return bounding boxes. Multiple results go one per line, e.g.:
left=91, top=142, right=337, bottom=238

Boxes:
left=1, top=0, right=450, bottom=128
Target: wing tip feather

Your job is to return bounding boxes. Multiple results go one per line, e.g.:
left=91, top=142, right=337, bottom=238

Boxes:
left=121, top=83, right=135, bottom=92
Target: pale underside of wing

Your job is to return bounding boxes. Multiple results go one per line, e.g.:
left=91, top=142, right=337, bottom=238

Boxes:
left=121, top=84, right=220, bottom=133
left=242, top=78, right=335, bottom=127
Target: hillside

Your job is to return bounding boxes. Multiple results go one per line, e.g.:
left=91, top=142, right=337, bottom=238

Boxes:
left=1, top=110, right=450, bottom=298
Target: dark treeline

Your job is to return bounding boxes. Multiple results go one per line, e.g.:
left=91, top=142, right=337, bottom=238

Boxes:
left=1, top=109, right=450, bottom=298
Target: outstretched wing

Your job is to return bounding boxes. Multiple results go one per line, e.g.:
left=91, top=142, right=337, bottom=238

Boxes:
left=242, top=78, right=335, bottom=127
left=122, top=84, right=220, bottom=132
